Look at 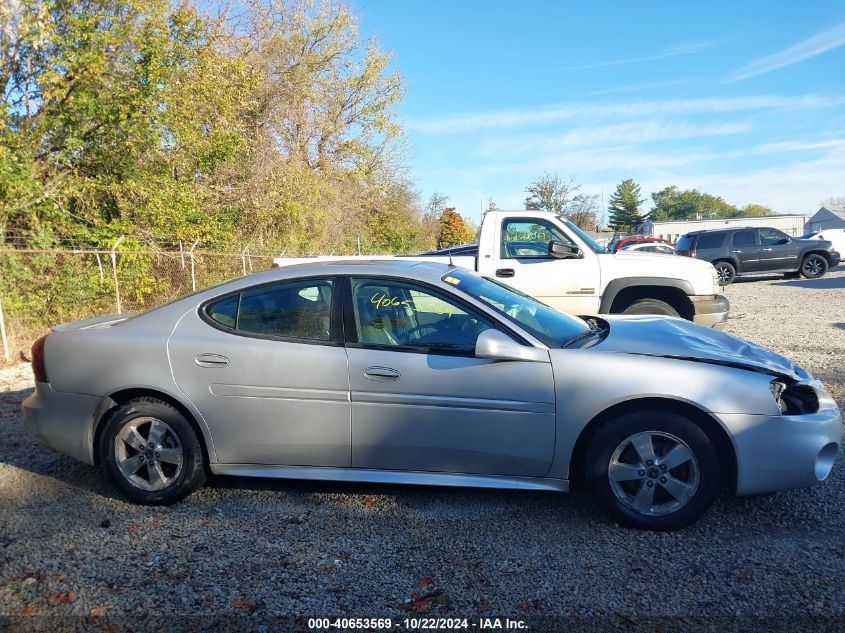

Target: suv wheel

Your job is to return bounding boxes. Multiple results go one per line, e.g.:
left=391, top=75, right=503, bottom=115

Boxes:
left=713, top=261, right=736, bottom=285
left=585, top=411, right=721, bottom=530
left=800, top=254, right=828, bottom=279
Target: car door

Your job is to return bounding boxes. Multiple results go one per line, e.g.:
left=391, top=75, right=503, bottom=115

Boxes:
left=481, top=215, right=601, bottom=315
left=344, top=276, right=556, bottom=477
left=168, top=277, right=351, bottom=466
left=728, top=230, right=760, bottom=272
left=758, top=228, right=801, bottom=271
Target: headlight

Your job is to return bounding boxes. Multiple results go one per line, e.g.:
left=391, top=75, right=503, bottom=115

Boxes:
left=710, top=266, right=720, bottom=293
left=769, top=379, right=819, bottom=414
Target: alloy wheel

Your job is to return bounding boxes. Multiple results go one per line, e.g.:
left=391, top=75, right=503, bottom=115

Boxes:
left=803, top=257, right=823, bottom=276
left=607, top=431, right=700, bottom=516
left=715, top=264, right=733, bottom=284
left=114, top=417, right=184, bottom=491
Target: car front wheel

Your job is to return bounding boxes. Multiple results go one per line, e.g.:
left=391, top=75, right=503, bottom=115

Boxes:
left=800, top=254, right=828, bottom=279
left=584, top=411, right=721, bottom=530
left=99, top=397, right=206, bottom=505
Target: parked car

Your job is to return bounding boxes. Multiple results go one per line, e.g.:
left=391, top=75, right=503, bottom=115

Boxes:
left=274, top=211, right=729, bottom=328
left=620, top=242, right=676, bottom=255
left=608, top=236, right=675, bottom=253
left=675, top=227, right=841, bottom=284
left=800, top=228, right=845, bottom=259
left=24, top=260, right=840, bottom=530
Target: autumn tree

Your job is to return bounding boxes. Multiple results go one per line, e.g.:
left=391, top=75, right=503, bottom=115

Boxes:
left=437, top=208, right=474, bottom=249
left=608, top=179, right=644, bottom=232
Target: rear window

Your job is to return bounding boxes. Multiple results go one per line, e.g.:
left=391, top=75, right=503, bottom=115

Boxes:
left=696, top=233, right=726, bottom=250
left=675, top=234, right=696, bottom=251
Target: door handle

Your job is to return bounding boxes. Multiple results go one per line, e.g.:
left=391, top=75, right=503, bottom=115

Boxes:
left=731, top=250, right=742, bottom=253
left=495, top=268, right=515, bottom=278
left=761, top=248, right=773, bottom=251
left=195, top=353, right=229, bottom=368
left=363, top=366, right=400, bottom=381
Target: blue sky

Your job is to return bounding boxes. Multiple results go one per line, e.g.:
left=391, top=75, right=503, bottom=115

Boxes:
left=351, top=0, right=845, bottom=223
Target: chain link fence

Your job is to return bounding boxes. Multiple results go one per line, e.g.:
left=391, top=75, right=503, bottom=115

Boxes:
left=0, top=247, right=274, bottom=362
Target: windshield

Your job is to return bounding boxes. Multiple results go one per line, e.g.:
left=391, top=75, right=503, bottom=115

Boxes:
left=442, top=269, right=591, bottom=347
left=563, top=219, right=607, bottom=253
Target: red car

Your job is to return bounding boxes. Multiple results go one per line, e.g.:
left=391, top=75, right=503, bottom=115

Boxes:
left=608, top=236, right=675, bottom=253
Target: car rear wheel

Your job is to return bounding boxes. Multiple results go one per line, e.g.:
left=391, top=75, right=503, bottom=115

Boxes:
left=713, top=261, right=736, bottom=285
left=100, top=398, right=206, bottom=505
left=584, top=411, right=721, bottom=530
left=800, top=254, right=828, bottom=279
left=620, top=298, right=679, bottom=318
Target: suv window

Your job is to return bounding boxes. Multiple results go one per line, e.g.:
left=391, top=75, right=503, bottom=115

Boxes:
left=501, top=218, right=573, bottom=259
left=759, top=228, right=789, bottom=245
left=204, top=279, right=334, bottom=341
left=696, top=233, right=726, bottom=250
left=732, top=230, right=756, bottom=247
left=675, top=234, right=696, bottom=252
left=350, top=278, right=493, bottom=353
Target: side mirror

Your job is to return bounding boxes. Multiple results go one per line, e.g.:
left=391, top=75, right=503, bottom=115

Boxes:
left=778, top=237, right=791, bottom=245
left=475, top=329, right=549, bottom=363
left=548, top=240, right=582, bottom=259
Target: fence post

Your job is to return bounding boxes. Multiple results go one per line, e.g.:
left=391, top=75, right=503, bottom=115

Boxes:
left=188, top=240, right=199, bottom=292
left=0, top=295, right=10, bottom=362
left=111, top=236, right=125, bottom=314
left=241, top=245, right=249, bottom=277
left=179, top=240, right=185, bottom=270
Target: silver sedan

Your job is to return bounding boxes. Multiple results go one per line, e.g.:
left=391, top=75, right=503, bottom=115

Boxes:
left=22, top=260, right=841, bottom=530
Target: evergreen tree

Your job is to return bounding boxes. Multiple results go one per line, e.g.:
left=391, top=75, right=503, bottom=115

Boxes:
left=608, top=179, right=644, bottom=232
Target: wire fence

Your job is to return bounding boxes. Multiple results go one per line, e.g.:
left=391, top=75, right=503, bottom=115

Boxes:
left=0, top=245, right=274, bottom=363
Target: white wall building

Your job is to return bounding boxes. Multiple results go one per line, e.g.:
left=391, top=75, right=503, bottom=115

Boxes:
left=640, top=214, right=809, bottom=242
left=804, top=206, right=845, bottom=232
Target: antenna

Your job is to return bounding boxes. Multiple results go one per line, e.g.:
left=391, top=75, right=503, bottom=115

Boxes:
left=448, top=252, right=454, bottom=267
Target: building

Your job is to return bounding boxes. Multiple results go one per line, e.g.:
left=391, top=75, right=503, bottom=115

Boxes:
left=804, top=205, right=845, bottom=233
left=639, top=214, right=809, bottom=243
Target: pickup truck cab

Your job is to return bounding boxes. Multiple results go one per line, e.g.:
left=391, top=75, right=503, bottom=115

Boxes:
left=273, top=210, right=729, bottom=327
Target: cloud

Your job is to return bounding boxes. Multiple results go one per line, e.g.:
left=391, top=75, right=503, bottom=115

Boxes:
left=728, top=21, right=845, bottom=82
left=479, top=121, right=751, bottom=156
left=584, top=79, right=688, bottom=97
left=406, top=94, right=845, bottom=135
left=562, top=43, right=709, bottom=70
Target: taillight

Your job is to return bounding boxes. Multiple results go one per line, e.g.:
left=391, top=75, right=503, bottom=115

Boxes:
left=270, top=262, right=280, bottom=269
left=690, top=250, right=696, bottom=258
left=31, top=334, right=49, bottom=383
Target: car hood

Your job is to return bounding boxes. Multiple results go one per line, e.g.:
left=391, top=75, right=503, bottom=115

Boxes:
left=592, top=315, right=809, bottom=381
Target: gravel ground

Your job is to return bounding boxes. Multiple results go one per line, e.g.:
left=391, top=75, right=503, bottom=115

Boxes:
left=1, top=267, right=844, bottom=627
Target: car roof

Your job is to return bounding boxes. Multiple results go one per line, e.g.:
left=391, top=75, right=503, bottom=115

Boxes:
left=266, top=258, right=461, bottom=283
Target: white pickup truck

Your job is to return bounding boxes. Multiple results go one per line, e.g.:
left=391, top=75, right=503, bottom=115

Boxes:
left=273, top=210, right=729, bottom=327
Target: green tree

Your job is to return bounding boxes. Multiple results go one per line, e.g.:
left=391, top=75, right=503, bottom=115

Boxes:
left=437, top=208, right=474, bottom=249
left=524, top=172, right=578, bottom=214
left=649, top=186, right=738, bottom=221
left=740, top=203, right=774, bottom=217
left=608, top=179, right=644, bottom=232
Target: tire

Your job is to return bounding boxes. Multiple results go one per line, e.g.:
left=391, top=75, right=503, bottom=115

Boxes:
left=800, top=254, right=828, bottom=279
left=99, top=397, right=206, bottom=505
left=713, top=261, right=736, bottom=285
left=584, top=410, right=721, bottom=531
left=620, top=298, right=680, bottom=318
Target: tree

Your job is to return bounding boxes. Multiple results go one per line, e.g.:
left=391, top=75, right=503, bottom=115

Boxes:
left=437, top=208, right=474, bottom=249
left=822, top=196, right=845, bottom=208
left=608, top=179, right=644, bottom=232
left=649, top=186, right=737, bottom=221
left=524, top=173, right=579, bottom=214
left=740, top=203, right=774, bottom=217
left=566, top=193, right=600, bottom=230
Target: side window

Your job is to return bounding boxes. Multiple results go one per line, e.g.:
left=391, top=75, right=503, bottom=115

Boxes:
left=500, top=219, right=573, bottom=259
left=732, top=231, right=756, bottom=247
left=350, top=278, right=493, bottom=353
left=235, top=279, right=333, bottom=340
left=696, top=233, right=726, bottom=250
left=759, top=228, right=788, bottom=245
left=205, top=295, right=238, bottom=328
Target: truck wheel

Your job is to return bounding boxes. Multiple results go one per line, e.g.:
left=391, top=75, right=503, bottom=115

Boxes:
left=99, top=397, right=206, bottom=505
left=621, top=298, right=679, bottom=317
left=800, top=254, right=828, bottom=279
left=713, top=261, right=736, bottom=285
left=584, top=410, right=721, bottom=530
